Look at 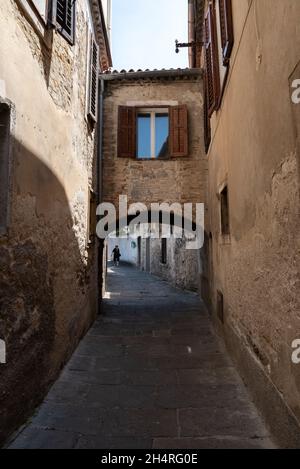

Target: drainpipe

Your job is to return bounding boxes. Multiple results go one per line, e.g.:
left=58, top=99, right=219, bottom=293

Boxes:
left=98, top=77, right=105, bottom=204
left=188, top=0, right=196, bottom=68
left=96, top=77, right=105, bottom=316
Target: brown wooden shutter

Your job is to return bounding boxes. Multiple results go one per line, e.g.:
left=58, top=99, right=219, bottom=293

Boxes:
left=204, top=77, right=212, bottom=153
left=117, top=107, right=136, bottom=158
left=50, top=0, right=76, bottom=44
left=88, top=35, right=99, bottom=122
left=204, top=2, right=220, bottom=117
left=219, top=0, right=234, bottom=65
left=169, top=105, right=188, bottom=157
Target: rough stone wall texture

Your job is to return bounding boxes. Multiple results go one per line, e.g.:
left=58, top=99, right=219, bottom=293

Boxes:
left=102, top=77, right=207, bottom=293
left=102, top=78, right=207, bottom=209
left=147, top=236, right=200, bottom=292
left=0, top=0, right=98, bottom=443
left=207, top=0, right=300, bottom=445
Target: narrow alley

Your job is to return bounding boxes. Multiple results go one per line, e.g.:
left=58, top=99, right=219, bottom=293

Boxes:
left=8, top=264, right=274, bottom=449
left=1, top=0, right=300, bottom=450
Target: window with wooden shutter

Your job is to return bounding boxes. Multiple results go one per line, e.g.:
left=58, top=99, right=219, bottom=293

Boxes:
left=204, top=2, right=220, bottom=117
left=218, top=0, right=234, bottom=65
left=169, top=105, right=188, bottom=157
left=117, top=107, right=136, bottom=158
left=88, top=35, right=99, bottom=123
left=204, top=77, right=212, bottom=153
left=50, top=0, right=76, bottom=44
left=0, top=103, right=11, bottom=234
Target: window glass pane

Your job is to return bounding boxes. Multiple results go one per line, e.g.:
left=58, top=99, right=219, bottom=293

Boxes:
left=32, top=0, right=47, bottom=20
left=137, top=114, right=151, bottom=159
left=155, top=114, right=169, bottom=158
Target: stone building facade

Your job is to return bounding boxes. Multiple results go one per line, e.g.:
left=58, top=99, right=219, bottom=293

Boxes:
left=190, top=0, right=300, bottom=446
left=100, top=69, right=207, bottom=292
left=141, top=235, right=200, bottom=292
left=0, top=0, right=110, bottom=443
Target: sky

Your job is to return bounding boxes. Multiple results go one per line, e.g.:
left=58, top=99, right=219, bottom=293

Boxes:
left=111, top=0, right=189, bottom=71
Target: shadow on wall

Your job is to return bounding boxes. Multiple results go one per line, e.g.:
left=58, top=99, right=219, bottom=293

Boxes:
left=14, top=1, right=54, bottom=88
left=40, top=29, right=54, bottom=88
left=0, top=138, right=96, bottom=445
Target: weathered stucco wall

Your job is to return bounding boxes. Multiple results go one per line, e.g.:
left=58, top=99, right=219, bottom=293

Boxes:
left=206, top=0, right=300, bottom=446
left=146, top=236, right=200, bottom=292
left=102, top=75, right=207, bottom=293
left=0, top=0, right=99, bottom=443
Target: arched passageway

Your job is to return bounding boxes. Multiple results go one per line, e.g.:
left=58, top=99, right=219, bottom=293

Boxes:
left=99, top=209, right=206, bottom=297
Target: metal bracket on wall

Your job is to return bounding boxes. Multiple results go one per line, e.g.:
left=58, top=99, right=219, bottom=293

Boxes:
left=175, top=39, right=203, bottom=54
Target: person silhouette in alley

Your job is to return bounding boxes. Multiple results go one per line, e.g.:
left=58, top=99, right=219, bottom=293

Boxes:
left=112, top=245, right=121, bottom=266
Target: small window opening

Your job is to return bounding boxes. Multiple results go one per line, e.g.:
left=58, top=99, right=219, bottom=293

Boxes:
left=161, top=238, right=167, bottom=265
left=137, top=109, right=169, bottom=159
left=217, top=290, right=224, bottom=323
left=220, top=185, right=230, bottom=235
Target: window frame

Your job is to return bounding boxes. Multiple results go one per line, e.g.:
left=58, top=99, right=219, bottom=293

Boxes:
left=31, top=0, right=49, bottom=22
left=204, top=1, right=220, bottom=117
left=136, top=108, right=169, bottom=160
left=161, top=237, right=168, bottom=265
left=117, top=104, right=188, bottom=160
left=215, top=0, right=229, bottom=95
left=0, top=101, right=13, bottom=236
left=219, top=184, right=231, bottom=239
left=86, top=32, right=99, bottom=123
left=203, top=0, right=234, bottom=134
left=15, top=0, right=49, bottom=38
left=218, top=0, right=234, bottom=66
left=51, top=0, right=76, bottom=46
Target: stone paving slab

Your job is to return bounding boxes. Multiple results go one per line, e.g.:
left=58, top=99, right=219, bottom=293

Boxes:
left=153, top=437, right=275, bottom=449
left=8, top=264, right=275, bottom=449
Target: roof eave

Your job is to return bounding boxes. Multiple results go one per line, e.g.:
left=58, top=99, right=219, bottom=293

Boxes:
left=100, top=68, right=203, bottom=81
left=89, top=0, right=112, bottom=71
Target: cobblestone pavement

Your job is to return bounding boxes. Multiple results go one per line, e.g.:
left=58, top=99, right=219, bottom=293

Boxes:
left=8, top=264, right=275, bottom=449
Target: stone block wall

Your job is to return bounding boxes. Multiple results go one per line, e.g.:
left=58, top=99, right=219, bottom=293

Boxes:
left=101, top=72, right=207, bottom=293
left=146, top=236, right=200, bottom=292
left=0, top=0, right=100, bottom=443
left=102, top=74, right=207, bottom=209
left=206, top=0, right=300, bottom=446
